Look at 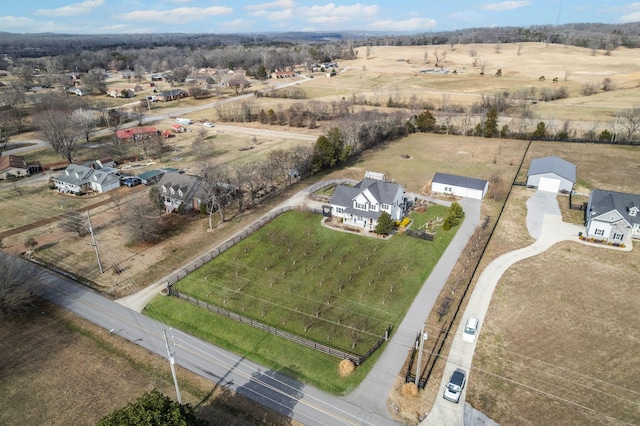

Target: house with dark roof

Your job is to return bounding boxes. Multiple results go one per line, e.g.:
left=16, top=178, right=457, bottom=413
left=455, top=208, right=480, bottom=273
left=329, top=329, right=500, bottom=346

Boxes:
left=526, top=156, right=576, bottom=193
left=431, top=172, right=489, bottom=200
left=0, top=155, right=41, bottom=179
left=329, top=172, right=406, bottom=231
left=585, top=189, right=640, bottom=243
left=156, top=89, right=188, bottom=102
left=156, top=172, right=203, bottom=212
left=52, top=164, right=120, bottom=194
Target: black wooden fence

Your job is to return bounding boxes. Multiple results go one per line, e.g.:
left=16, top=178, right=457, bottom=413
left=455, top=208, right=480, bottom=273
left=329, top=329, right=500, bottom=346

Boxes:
left=168, top=286, right=390, bottom=365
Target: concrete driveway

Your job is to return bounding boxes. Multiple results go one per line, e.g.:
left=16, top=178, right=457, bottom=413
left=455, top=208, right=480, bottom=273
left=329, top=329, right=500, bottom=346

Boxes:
left=423, top=192, right=584, bottom=426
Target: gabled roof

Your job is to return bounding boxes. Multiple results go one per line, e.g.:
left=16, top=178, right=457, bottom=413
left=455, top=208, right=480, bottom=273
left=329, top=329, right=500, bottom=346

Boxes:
left=527, top=156, right=576, bottom=183
left=330, top=178, right=403, bottom=208
left=589, top=188, right=640, bottom=226
left=156, top=172, right=202, bottom=202
left=432, top=172, right=488, bottom=191
left=54, top=164, right=118, bottom=187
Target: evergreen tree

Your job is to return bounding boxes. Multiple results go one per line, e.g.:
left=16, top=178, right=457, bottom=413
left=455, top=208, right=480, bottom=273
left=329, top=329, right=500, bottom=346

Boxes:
left=375, top=211, right=394, bottom=235
left=484, top=107, right=498, bottom=138
left=533, top=122, right=547, bottom=138
left=415, top=110, right=437, bottom=132
left=98, top=390, right=206, bottom=426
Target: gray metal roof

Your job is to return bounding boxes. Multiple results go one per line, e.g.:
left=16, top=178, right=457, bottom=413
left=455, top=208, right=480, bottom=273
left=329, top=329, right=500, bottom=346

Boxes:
left=589, top=188, right=640, bottom=226
left=432, top=172, right=488, bottom=191
left=527, top=156, right=576, bottom=182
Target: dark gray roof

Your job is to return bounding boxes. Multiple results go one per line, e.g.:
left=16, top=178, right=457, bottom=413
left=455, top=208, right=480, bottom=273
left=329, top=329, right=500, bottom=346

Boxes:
left=329, top=178, right=403, bottom=207
left=589, top=188, right=640, bottom=226
left=527, top=156, right=576, bottom=182
left=432, top=172, right=488, bottom=191
left=157, top=172, right=201, bottom=202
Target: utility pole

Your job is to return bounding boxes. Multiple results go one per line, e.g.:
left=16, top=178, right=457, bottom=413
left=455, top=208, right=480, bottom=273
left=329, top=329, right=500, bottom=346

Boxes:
left=415, top=324, right=427, bottom=386
left=86, top=210, right=103, bottom=273
left=163, top=329, right=182, bottom=405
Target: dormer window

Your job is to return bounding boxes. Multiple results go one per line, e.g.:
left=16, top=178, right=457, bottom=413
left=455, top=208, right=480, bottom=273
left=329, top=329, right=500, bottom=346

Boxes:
left=162, top=185, right=167, bottom=193
left=170, top=188, right=175, bottom=194
left=630, top=207, right=638, bottom=217
left=178, top=189, right=183, bottom=197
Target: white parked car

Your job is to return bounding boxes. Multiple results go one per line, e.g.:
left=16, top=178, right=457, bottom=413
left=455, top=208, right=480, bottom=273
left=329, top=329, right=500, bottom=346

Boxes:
left=203, top=122, right=215, bottom=128
left=443, top=368, right=466, bottom=403
left=462, top=317, right=479, bottom=343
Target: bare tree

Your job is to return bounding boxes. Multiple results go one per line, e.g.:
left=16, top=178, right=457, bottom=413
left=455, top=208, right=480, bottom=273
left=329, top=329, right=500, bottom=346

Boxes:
left=228, top=77, right=251, bottom=94
left=122, top=193, right=162, bottom=243
left=616, top=108, right=640, bottom=142
left=72, top=108, right=97, bottom=143
left=199, top=162, right=235, bottom=228
left=192, top=128, right=213, bottom=160
left=235, top=161, right=263, bottom=208
left=59, top=211, right=88, bottom=237
left=0, top=253, right=36, bottom=317
left=37, top=109, right=82, bottom=163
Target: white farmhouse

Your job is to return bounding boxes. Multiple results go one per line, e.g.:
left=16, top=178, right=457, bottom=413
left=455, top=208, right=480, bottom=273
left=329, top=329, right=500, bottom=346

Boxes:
left=329, top=172, right=406, bottom=231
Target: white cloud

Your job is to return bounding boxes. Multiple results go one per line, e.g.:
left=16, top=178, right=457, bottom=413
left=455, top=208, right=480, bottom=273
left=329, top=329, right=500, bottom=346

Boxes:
left=620, top=11, right=640, bottom=23
left=245, top=0, right=296, bottom=12
left=118, top=6, right=233, bottom=24
left=35, top=0, right=105, bottom=17
left=369, top=17, right=437, bottom=32
left=479, top=1, right=530, bottom=12
left=300, top=3, right=378, bottom=25
left=0, top=15, right=37, bottom=30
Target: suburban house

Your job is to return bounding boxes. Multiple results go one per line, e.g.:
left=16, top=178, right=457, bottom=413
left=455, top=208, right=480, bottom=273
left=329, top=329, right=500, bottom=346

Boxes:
left=156, top=172, right=203, bottom=212
left=52, top=163, right=120, bottom=194
left=107, top=88, right=136, bottom=98
left=585, top=189, right=640, bottom=243
left=431, top=172, right=489, bottom=200
left=116, top=127, right=160, bottom=143
left=329, top=171, right=406, bottom=231
left=527, top=156, right=576, bottom=193
left=155, top=89, right=188, bottom=102
left=0, top=155, right=42, bottom=180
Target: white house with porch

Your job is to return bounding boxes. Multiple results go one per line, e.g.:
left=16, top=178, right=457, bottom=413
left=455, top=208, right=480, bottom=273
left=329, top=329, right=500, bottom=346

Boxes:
left=329, top=172, right=406, bottom=231
left=52, top=164, right=120, bottom=194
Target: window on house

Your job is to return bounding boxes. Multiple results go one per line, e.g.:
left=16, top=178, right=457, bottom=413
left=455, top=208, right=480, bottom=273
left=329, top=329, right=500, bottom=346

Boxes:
left=335, top=207, right=344, bottom=214
left=613, top=233, right=624, bottom=240
left=178, top=190, right=183, bottom=197
left=610, top=216, right=615, bottom=221
left=630, top=209, right=638, bottom=217
left=355, top=202, right=366, bottom=210
left=594, top=229, right=605, bottom=236
left=162, top=186, right=167, bottom=192
left=444, top=186, right=452, bottom=192
left=170, top=188, right=175, bottom=194
left=381, top=203, right=389, bottom=210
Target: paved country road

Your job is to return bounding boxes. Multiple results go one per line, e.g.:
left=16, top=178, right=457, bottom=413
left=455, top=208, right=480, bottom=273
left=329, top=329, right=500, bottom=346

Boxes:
left=26, top=256, right=399, bottom=426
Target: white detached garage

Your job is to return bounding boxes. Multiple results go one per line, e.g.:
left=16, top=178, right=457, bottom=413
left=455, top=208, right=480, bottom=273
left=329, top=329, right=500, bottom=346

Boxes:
left=431, top=172, right=489, bottom=200
left=526, top=156, right=576, bottom=193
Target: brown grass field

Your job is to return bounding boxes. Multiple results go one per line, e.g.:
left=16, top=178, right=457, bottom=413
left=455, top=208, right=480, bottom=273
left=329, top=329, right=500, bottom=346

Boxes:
left=2, top=42, right=640, bottom=424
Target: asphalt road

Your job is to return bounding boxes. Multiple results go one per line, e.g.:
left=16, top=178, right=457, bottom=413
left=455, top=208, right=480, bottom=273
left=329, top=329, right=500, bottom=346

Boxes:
left=27, top=255, right=398, bottom=426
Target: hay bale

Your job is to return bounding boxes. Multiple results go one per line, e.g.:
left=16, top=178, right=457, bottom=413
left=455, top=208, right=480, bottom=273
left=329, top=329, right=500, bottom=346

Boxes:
left=402, top=382, right=418, bottom=397
left=338, top=359, right=355, bottom=376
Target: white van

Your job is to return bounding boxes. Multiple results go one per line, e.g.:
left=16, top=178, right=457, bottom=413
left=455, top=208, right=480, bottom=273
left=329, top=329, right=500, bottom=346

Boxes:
left=462, top=317, right=479, bottom=343
left=176, top=118, right=193, bottom=125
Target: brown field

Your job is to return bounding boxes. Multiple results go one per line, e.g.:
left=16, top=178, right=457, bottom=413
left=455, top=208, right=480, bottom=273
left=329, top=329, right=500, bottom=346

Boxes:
left=2, top=41, right=640, bottom=424
left=0, top=302, right=297, bottom=426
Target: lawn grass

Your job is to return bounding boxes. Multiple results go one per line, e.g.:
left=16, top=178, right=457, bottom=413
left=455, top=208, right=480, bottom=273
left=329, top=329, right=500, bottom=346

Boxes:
left=146, top=207, right=457, bottom=393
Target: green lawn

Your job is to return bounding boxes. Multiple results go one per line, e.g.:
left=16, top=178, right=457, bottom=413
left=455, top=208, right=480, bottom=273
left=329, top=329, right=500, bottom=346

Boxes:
left=147, top=207, right=457, bottom=393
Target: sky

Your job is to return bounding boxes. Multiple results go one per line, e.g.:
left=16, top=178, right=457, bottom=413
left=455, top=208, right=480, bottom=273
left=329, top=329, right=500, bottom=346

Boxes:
left=1, top=1, right=639, bottom=35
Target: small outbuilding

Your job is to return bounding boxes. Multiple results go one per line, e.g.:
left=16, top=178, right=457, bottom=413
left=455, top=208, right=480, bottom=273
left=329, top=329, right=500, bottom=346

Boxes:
left=526, top=156, right=576, bottom=193
left=431, top=172, right=489, bottom=200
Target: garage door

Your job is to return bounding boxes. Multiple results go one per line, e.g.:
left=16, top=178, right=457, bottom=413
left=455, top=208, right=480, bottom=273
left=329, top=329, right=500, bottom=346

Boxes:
left=538, top=176, right=560, bottom=193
